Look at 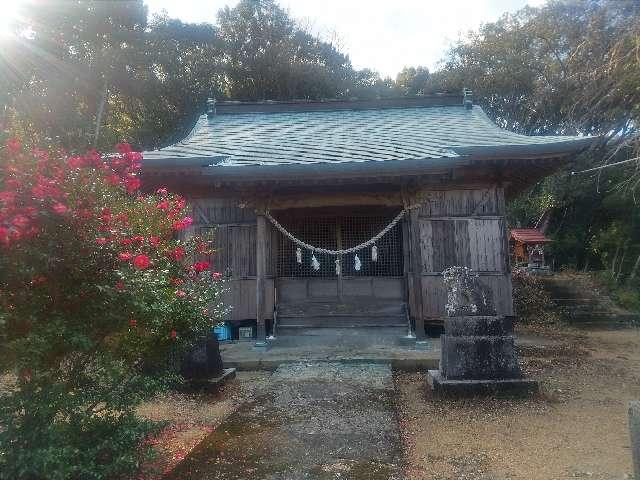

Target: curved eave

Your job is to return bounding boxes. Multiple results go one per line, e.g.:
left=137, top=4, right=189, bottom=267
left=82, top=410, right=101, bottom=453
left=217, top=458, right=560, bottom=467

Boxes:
left=451, top=136, right=596, bottom=159
left=141, top=156, right=472, bottom=181
left=141, top=136, right=596, bottom=183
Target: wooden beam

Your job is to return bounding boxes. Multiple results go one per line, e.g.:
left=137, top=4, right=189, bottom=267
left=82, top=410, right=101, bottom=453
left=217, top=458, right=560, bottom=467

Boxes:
left=408, top=208, right=426, bottom=339
left=255, top=212, right=268, bottom=344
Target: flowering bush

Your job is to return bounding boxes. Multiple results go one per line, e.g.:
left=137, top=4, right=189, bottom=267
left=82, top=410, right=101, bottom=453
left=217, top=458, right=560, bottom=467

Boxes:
left=0, top=138, right=224, bottom=479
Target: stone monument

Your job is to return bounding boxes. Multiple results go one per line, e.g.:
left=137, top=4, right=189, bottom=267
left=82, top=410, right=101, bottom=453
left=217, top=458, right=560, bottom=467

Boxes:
left=629, top=401, right=640, bottom=479
left=427, top=266, right=537, bottom=395
left=181, top=334, right=235, bottom=390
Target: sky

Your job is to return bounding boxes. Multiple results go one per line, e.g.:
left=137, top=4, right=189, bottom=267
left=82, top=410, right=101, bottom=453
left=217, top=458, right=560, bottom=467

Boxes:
left=145, top=0, right=547, bottom=78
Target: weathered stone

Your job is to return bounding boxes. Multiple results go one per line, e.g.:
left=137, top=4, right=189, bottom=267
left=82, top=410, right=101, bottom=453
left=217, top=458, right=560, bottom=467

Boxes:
left=427, top=370, right=538, bottom=396
left=427, top=267, right=537, bottom=396
left=444, top=316, right=513, bottom=336
left=441, top=335, right=521, bottom=380
left=629, top=401, right=640, bottom=479
left=443, top=266, right=496, bottom=317
left=181, top=335, right=224, bottom=380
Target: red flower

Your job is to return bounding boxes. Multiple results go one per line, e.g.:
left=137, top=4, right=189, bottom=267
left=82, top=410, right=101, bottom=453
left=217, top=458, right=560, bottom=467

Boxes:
left=196, top=242, right=211, bottom=254
left=192, top=261, right=210, bottom=273
left=133, top=254, right=151, bottom=270
left=6, top=137, right=21, bottom=154
left=115, top=281, right=125, bottom=291
left=30, top=276, right=47, bottom=286
left=175, top=290, right=186, bottom=298
left=120, top=238, right=133, bottom=246
left=124, top=176, right=141, bottom=194
left=0, top=227, right=10, bottom=246
left=149, top=236, right=160, bottom=248
left=105, top=173, right=121, bottom=186
left=129, top=319, right=137, bottom=327
left=0, top=191, right=17, bottom=203
left=11, top=215, right=30, bottom=228
left=156, top=187, right=168, bottom=196
left=5, top=178, right=22, bottom=189
left=172, top=216, right=193, bottom=231
left=116, top=143, right=133, bottom=154
left=132, top=235, right=144, bottom=243
left=67, top=155, right=86, bottom=169
left=156, top=200, right=170, bottom=211
left=168, top=246, right=186, bottom=261
left=170, top=329, right=177, bottom=340
left=51, top=203, right=69, bottom=215
left=118, top=252, right=133, bottom=261
left=212, top=272, right=222, bottom=280
left=96, top=237, right=108, bottom=245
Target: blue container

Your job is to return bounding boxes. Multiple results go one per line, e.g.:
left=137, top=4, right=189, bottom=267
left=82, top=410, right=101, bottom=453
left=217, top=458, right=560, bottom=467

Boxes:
left=213, top=324, right=232, bottom=341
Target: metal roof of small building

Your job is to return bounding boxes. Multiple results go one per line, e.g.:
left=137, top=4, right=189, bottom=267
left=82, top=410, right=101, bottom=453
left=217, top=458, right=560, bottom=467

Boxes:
left=142, top=97, right=594, bottom=170
left=510, top=228, right=552, bottom=244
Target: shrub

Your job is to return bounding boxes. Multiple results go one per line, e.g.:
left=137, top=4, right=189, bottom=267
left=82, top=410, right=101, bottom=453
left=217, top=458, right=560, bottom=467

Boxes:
left=511, top=268, right=561, bottom=325
left=0, top=138, right=224, bottom=479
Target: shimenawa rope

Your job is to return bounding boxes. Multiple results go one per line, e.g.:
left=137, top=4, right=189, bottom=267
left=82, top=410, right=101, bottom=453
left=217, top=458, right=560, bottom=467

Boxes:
left=264, top=204, right=419, bottom=256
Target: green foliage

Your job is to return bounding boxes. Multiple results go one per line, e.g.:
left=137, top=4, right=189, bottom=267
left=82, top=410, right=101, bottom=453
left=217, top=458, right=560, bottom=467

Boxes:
left=431, top=0, right=640, bottom=278
left=0, top=137, right=225, bottom=479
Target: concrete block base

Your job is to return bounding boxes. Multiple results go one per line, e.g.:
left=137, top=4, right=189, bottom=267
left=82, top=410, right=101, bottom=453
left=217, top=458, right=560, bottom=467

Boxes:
left=414, top=340, right=432, bottom=351
left=252, top=341, right=271, bottom=351
left=427, top=370, right=538, bottom=397
left=629, top=401, right=640, bottom=479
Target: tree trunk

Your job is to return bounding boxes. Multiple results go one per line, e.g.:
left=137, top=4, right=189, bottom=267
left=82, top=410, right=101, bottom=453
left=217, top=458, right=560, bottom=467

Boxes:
left=616, top=243, right=629, bottom=283
left=628, top=253, right=640, bottom=283
left=611, top=244, right=622, bottom=278
left=93, top=79, right=109, bottom=147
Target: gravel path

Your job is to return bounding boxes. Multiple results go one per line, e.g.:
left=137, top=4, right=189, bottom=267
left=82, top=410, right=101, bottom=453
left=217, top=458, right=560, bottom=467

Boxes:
left=165, top=362, right=404, bottom=479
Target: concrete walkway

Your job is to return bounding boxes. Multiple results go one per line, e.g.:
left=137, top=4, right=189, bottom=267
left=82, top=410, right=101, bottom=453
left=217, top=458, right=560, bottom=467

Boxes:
left=165, top=362, right=405, bottom=480
left=220, top=333, right=560, bottom=371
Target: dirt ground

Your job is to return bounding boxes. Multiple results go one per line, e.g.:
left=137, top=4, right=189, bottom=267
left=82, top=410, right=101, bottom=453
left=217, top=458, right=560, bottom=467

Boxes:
left=136, top=371, right=272, bottom=479
left=396, top=327, right=640, bottom=480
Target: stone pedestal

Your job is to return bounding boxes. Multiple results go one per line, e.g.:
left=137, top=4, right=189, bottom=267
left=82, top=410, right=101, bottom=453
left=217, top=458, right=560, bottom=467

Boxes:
left=629, top=401, right=640, bottom=479
left=427, top=315, right=537, bottom=396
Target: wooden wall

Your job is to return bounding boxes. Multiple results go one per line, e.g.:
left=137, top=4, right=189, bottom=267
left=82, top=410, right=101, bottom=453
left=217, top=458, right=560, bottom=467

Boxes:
left=412, top=186, right=513, bottom=321
left=187, top=187, right=514, bottom=328
left=190, top=198, right=276, bottom=321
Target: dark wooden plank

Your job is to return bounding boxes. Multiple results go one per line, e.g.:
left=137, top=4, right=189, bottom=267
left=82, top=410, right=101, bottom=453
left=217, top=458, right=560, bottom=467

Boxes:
left=256, top=214, right=267, bottom=343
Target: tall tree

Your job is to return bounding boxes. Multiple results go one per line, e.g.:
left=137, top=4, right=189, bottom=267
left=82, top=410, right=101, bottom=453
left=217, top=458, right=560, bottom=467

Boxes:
left=217, top=0, right=353, bottom=100
left=427, top=0, right=640, bottom=275
left=2, top=0, right=149, bottom=149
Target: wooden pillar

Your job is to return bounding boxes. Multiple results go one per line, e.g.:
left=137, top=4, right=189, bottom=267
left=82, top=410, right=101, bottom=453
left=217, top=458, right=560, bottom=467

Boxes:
left=409, top=208, right=426, bottom=340
left=255, top=212, right=267, bottom=345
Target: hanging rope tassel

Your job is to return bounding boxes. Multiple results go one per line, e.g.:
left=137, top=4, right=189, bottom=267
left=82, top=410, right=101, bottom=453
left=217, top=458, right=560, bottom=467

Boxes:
left=311, top=254, right=320, bottom=271
left=296, top=247, right=302, bottom=264
left=354, top=254, right=361, bottom=271
left=335, top=258, right=341, bottom=275
left=371, top=244, right=378, bottom=262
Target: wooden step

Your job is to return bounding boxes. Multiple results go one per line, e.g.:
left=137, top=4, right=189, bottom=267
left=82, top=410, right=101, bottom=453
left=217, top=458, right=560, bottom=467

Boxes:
left=277, top=316, right=407, bottom=328
left=277, top=301, right=406, bottom=318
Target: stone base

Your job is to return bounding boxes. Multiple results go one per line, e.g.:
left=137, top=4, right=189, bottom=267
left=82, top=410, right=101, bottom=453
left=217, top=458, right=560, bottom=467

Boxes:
left=187, top=368, right=236, bottom=392
left=414, top=340, right=432, bottom=351
left=253, top=341, right=270, bottom=351
left=427, top=370, right=538, bottom=397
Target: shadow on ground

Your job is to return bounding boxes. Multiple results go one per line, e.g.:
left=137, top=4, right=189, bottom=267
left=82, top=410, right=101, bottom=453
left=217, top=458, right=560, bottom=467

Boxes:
left=165, top=362, right=404, bottom=480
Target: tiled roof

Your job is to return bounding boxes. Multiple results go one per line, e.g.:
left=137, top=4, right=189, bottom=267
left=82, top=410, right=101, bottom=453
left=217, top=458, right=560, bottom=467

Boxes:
left=510, top=228, right=552, bottom=244
left=143, top=102, right=593, bottom=168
